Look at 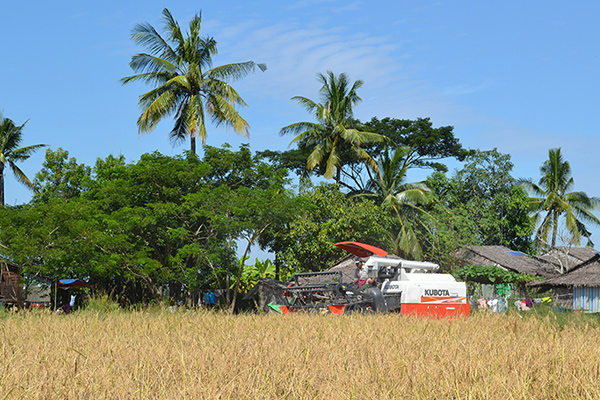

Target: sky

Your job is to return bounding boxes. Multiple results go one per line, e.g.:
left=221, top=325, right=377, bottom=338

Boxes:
left=1, top=1, right=600, bottom=251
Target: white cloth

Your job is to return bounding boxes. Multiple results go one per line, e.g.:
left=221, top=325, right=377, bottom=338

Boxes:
left=357, top=267, right=368, bottom=281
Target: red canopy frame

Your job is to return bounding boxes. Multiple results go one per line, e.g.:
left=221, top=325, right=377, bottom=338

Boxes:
left=334, top=241, right=388, bottom=258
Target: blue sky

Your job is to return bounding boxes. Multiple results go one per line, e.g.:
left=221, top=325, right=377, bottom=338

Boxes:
left=1, top=1, right=600, bottom=249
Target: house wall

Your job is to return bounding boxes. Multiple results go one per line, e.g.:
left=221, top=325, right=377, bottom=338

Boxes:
left=574, top=286, right=600, bottom=313
left=551, top=286, right=573, bottom=309
left=0, top=269, right=23, bottom=303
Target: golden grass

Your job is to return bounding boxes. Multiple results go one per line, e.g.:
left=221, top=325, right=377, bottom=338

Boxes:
left=1, top=310, right=600, bottom=399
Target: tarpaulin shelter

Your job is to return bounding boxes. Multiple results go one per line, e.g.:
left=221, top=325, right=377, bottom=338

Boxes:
left=55, top=279, right=93, bottom=289
left=53, top=279, right=92, bottom=312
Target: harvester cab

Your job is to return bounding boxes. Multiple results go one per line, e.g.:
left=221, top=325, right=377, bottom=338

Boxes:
left=364, top=256, right=439, bottom=280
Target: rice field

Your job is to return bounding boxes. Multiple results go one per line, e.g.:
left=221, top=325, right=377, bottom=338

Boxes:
left=1, top=308, right=600, bottom=399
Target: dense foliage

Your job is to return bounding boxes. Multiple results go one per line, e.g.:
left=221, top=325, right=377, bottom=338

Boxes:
left=2, top=138, right=597, bottom=311
left=0, top=145, right=299, bottom=308
left=420, top=149, right=535, bottom=269
left=3, top=139, right=587, bottom=310
left=453, top=265, right=537, bottom=284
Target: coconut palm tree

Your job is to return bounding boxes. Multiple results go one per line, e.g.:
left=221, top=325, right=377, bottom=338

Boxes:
left=0, top=112, right=47, bottom=205
left=121, top=8, right=266, bottom=154
left=360, top=145, right=432, bottom=259
left=519, top=148, right=600, bottom=249
left=280, top=71, right=386, bottom=186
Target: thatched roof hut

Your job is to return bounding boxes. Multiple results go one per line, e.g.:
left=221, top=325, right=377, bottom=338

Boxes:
left=534, top=246, right=598, bottom=273
left=456, top=245, right=557, bottom=278
left=529, top=253, right=600, bottom=289
left=528, top=254, right=600, bottom=311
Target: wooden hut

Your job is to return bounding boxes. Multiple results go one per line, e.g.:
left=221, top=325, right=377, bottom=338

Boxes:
left=529, top=253, right=600, bottom=311
left=0, top=258, right=23, bottom=305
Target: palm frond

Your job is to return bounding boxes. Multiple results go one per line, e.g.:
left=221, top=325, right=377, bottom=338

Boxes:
left=207, top=61, right=266, bottom=81
left=137, top=90, right=178, bottom=133
left=161, top=8, right=185, bottom=56
left=306, top=140, right=332, bottom=171
left=323, top=141, right=340, bottom=179
left=280, top=122, right=322, bottom=137
left=121, top=69, right=177, bottom=87
left=206, top=94, right=250, bottom=137
left=203, top=78, right=248, bottom=108
left=127, top=54, right=177, bottom=75
left=130, top=21, right=178, bottom=64
left=9, top=144, right=48, bottom=160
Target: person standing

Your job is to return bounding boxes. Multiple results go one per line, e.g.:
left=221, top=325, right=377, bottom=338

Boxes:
left=354, top=257, right=374, bottom=288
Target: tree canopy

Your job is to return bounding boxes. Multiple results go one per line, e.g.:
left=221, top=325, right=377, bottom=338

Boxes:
left=421, top=149, right=535, bottom=269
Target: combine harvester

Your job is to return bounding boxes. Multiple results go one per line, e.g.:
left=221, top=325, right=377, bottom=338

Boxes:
left=269, top=241, right=470, bottom=317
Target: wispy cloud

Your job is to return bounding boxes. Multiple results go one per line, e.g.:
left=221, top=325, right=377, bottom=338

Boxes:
left=215, top=20, right=407, bottom=102
left=441, top=80, right=494, bottom=97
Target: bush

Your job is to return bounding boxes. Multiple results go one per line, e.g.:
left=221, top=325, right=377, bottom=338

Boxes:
left=82, top=294, right=120, bottom=313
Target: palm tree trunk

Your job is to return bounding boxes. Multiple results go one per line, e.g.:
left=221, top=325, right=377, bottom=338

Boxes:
left=0, top=162, right=4, bottom=206
left=190, top=135, right=196, bottom=155
left=551, top=210, right=558, bottom=248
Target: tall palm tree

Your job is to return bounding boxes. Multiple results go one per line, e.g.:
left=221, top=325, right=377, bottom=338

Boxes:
left=519, top=148, right=600, bottom=249
left=121, top=8, right=266, bottom=154
left=280, top=71, right=386, bottom=186
left=0, top=112, right=47, bottom=205
left=361, top=146, right=431, bottom=259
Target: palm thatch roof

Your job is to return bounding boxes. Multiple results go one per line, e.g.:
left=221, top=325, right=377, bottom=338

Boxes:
left=456, top=245, right=557, bottom=278
left=327, top=254, right=359, bottom=281
left=529, top=254, right=600, bottom=288
left=534, top=247, right=598, bottom=273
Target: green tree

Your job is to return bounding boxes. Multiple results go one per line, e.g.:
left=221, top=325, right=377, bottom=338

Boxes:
left=272, top=183, right=393, bottom=273
left=280, top=71, right=386, bottom=186
left=265, top=116, right=469, bottom=194
left=363, top=117, right=471, bottom=172
left=229, top=258, right=277, bottom=294
left=121, top=8, right=266, bottom=154
left=0, top=144, right=298, bottom=309
left=360, top=146, right=431, bottom=259
left=519, top=147, right=600, bottom=249
left=33, top=148, right=92, bottom=203
left=0, top=112, right=47, bottom=205
left=421, top=149, right=535, bottom=269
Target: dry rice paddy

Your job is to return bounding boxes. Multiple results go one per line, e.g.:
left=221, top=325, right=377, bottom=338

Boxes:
left=1, top=309, right=600, bottom=399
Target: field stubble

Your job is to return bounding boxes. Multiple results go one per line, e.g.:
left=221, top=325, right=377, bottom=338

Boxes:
left=1, top=310, right=600, bottom=399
